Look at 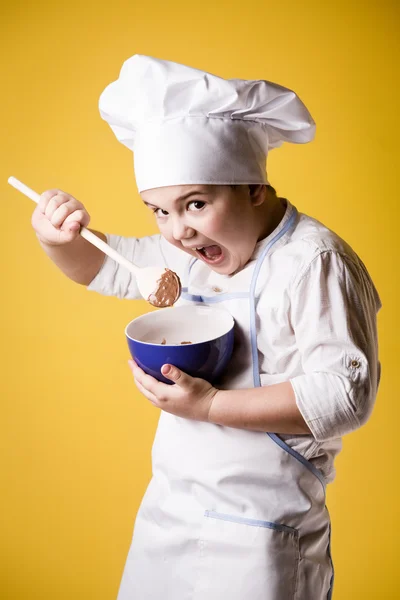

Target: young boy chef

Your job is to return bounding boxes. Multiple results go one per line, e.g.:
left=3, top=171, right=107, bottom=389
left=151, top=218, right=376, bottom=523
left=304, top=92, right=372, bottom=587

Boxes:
left=32, top=55, right=381, bottom=599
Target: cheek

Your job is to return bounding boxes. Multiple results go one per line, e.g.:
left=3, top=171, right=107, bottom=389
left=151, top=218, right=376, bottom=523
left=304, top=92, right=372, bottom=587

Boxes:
left=204, top=213, right=227, bottom=237
left=214, top=216, right=249, bottom=246
left=157, top=223, right=174, bottom=245
left=157, top=220, right=169, bottom=234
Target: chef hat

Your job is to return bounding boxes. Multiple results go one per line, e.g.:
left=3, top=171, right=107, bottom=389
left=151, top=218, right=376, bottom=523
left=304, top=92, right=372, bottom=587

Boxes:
left=99, top=55, right=315, bottom=193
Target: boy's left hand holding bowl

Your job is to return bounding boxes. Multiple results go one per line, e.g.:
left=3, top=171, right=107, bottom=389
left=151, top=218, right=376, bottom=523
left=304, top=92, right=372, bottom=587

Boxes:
left=128, top=360, right=218, bottom=422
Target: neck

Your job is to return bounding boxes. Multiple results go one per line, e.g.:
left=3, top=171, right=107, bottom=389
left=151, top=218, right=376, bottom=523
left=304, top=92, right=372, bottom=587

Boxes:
left=257, top=194, right=286, bottom=241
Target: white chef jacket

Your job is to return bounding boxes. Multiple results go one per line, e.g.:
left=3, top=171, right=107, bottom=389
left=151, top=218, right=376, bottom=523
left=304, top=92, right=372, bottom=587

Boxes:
left=88, top=200, right=381, bottom=483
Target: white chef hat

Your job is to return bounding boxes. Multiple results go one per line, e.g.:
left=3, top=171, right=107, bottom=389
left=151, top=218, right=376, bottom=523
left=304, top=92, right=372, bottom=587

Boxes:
left=99, top=55, right=315, bottom=193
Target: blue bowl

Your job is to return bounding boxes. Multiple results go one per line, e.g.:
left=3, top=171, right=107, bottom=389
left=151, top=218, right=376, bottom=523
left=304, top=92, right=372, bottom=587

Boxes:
left=125, top=305, right=235, bottom=384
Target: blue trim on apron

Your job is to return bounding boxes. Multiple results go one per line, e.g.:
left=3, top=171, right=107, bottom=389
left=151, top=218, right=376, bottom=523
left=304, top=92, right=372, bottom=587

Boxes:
left=204, top=510, right=299, bottom=534
left=180, top=291, right=204, bottom=303
left=249, top=209, right=298, bottom=386
left=248, top=208, right=327, bottom=492
left=267, top=432, right=326, bottom=488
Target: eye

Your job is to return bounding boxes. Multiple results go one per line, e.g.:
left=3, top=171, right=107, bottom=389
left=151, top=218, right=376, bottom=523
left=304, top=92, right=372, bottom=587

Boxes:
left=187, top=200, right=205, bottom=211
left=153, top=208, right=169, bottom=217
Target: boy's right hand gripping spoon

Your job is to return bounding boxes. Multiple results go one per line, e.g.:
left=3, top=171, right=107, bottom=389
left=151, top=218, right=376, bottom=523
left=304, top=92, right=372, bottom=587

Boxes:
left=8, top=177, right=181, bottom=308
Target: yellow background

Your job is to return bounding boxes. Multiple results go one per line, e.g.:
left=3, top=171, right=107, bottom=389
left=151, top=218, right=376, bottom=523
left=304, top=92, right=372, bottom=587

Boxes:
left=1, top=1, right=398, bottom=598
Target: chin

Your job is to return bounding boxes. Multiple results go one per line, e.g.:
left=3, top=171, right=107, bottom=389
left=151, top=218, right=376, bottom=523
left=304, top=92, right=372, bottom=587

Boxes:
left=211, top=262, right=239, bottom=276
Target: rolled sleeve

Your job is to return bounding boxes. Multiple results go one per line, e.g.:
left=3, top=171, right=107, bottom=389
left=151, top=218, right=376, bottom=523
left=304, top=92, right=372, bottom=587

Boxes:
left=289, top=250, right=381, bottom=441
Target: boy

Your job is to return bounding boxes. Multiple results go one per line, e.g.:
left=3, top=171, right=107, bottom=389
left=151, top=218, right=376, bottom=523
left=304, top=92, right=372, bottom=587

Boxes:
left=32, top=55, right=380, bottom=599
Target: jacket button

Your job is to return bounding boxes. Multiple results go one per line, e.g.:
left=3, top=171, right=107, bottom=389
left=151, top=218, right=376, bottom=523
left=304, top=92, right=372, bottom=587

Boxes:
left=351, top=360, right=361, bottom=368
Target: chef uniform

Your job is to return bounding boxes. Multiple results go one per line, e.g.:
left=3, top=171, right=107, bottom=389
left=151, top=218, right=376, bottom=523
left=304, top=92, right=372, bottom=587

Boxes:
left=89, top=55, right=381, bottom=599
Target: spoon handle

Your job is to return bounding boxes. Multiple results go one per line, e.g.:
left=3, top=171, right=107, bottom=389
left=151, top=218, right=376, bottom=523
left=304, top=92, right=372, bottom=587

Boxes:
left=8, top=176, right=139, bottom=276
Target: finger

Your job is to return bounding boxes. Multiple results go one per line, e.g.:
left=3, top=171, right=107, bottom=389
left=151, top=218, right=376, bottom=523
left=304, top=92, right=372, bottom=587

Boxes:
left=161, top=364, right=192, bottom=387
left=135, top=379, right=159, bottom=406
left=38, top=189, right=61, bottom=213
left=57, top=223, right=81, bottom=242
left=128, top=360, right=158, bottom=402
left=130, top=361, right=167, bottom=397
left=44, top=192, right=71, bottom=220
left=63, top=208, right=90, bottom=229
left=50, top=202, right=71, bottom=228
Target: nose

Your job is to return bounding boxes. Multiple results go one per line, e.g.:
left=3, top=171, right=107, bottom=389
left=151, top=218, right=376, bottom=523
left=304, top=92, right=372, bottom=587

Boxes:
left=171, top=217, right=195, bottom=241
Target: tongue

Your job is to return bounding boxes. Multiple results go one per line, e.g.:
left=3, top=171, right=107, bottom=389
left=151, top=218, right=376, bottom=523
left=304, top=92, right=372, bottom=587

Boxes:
left=203, top=245, right=222, bottom=258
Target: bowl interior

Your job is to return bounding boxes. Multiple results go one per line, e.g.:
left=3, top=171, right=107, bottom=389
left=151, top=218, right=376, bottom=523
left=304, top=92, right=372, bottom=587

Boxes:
left=125, top=305, right=234, bottom=346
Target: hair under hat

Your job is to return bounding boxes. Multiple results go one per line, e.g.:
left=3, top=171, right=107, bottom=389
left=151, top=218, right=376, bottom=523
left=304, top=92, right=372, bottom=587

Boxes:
left=99, top=55, right=315, bottom=192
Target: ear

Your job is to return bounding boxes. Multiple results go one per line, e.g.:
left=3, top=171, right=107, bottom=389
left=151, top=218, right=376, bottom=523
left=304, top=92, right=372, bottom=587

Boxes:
left=249, top=184, right=266, bottom=207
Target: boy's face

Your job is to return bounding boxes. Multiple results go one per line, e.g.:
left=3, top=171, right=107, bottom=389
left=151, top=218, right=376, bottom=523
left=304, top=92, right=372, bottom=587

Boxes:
left=141, top=184, right=265, bottom=276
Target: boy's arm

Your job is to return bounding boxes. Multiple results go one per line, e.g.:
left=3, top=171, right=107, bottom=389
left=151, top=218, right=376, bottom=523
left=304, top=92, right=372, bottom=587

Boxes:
left=208, top=382, right=310, bottom=433
left=129, top=361, right=311, bottom=435
left=38, top=231, right=107, bottom=285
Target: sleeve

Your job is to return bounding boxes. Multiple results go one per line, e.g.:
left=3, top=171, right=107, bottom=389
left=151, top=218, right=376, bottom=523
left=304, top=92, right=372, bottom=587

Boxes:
left=87, top=233, right=190, bottom=299
left=289, top=250, right=381, bottom=442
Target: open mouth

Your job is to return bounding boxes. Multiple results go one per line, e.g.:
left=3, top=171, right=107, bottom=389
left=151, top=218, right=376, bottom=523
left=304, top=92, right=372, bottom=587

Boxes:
left=195, top=245, right=224, bottom=264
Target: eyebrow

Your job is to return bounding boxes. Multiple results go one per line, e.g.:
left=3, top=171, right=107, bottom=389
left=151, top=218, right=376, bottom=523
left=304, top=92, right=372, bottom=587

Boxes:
left=143, top=189, right=209, bottom=209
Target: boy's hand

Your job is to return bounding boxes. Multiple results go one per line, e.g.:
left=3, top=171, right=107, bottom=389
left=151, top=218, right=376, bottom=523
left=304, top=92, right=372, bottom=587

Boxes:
left=128, top=360, right=218, bottom=422
left=31, top=189, right=90, bottom=246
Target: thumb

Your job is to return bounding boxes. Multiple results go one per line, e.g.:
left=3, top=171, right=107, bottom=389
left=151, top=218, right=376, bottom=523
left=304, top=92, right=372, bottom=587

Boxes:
left=161, top=364, right=190, bottom=386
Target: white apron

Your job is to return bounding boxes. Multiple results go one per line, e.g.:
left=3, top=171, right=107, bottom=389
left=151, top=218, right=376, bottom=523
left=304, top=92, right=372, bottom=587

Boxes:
left=117, top=209, right=334, bottom=599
